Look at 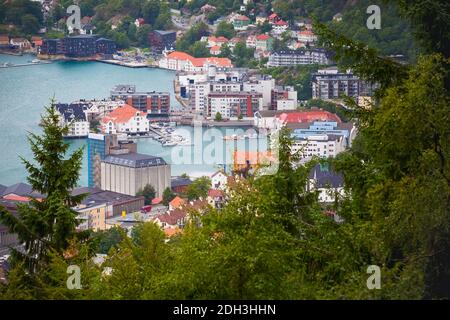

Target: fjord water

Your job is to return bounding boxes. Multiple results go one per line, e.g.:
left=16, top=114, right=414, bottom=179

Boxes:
left=0, top=54, right=267, bottom=186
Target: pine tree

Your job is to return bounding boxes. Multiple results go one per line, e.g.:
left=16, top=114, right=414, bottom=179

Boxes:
left=0, top=100, right=85, bottom=273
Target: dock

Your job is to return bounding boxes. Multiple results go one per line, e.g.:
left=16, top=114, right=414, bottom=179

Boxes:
left=0, top=61, right=52, bottom=68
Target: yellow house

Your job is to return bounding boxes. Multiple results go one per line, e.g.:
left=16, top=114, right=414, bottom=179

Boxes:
left=75, top=203, right=108, bottom=231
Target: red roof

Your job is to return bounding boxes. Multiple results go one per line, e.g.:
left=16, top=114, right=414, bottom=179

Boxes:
left=169, top=196, right=186, bottom=208
left=234, top=14, right=250, bottom=21
left=102, top=104, right=145, bottom=124
left=157, top=209, right=186, bottom=226
left=277, top=111, right=341, bottom=123
left=208, top=189, right=224, bottom=198
left=2, top=194, right=31, bottom=202
left=275, top=20, right=288, bottom=26
left=151, top=197, right=162, bottom=205
left=256, top=34, right=270, bottom=41
left=268, top=13, right=278, bottom=19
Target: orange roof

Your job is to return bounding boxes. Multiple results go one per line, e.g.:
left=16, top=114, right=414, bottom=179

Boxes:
left=234, top=14, right=250, bottom=21
left=256, top=34, right=270, bottom=41
left=169, top=196, right=186, bottom=209
left=269, top=13, right=278, bottom=19
left=208, top=189, right=224, bottom=197
left=210, top=45, right=221, bottom=51
left=31, top=36, right=42, bottom=41
left=277, top=110, right=341, bottom=123
left=152, top=197, right=162, bottom=205
left=166, top=51, right=232, bottom=67
left=164, top=227, right=182, bottom=237
left=275, top=20, right=288, bottom=26
left=299, top=30, right=314, bottom=36
left=215, top=36, right=229, bottom=42
left=233, top=151, right=274, bottom=167
left=2, top=194, right=31, bottom=202
left=102, top=104, right=145, bottom=124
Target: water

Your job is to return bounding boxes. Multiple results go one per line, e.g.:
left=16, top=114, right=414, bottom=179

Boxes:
left=0, top=54, right=267, bottom=187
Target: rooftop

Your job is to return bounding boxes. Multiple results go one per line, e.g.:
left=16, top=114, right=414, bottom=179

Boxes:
left=102, top=104, right=145, bottom=124
left=309, top=163, right=344, bottom=189
left=102, top=152, right=167, bottom=168
left=72, top=187, right=144, bottom=208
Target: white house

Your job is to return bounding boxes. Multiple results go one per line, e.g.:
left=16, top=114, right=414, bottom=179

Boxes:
left=307, top=163, right=345, bottom=204
left=101, top=104, right=149, bottom=134
left=211, top=171, right=228, bottom=190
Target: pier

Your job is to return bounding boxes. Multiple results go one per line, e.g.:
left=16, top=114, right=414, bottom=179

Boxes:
left=0, top=61, right=52, bottom=68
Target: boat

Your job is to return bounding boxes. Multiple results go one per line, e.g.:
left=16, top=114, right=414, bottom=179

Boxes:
left=162, top=141, right=177, bottom=147
left=31, top=59, right=41, bottom=63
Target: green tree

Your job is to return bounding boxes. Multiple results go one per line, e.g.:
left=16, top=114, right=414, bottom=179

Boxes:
left=214, top=111, right=222, bottom=122
left=90, top=226, right=124, bottom=254
left=136, top=184, right=156, bottom=205
left=162, top=187, right=176, bottom=206
left=21, top=14, right=39, bottom=34
left=215, top=21, right=235, bottom=39
left=186, top=176, right=211, bottom=200
left=136, top=24, right=152, bottom=47
left=189, top=41, right=209, bottom=58
left=0, top=101, right=85, bottom=273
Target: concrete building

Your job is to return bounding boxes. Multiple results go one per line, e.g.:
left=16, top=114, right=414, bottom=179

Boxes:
left=271, top=86, right=298, bottom=110
left=291, top=134, right=346, bottom=162
left=267, top=49, right=331, bottom=67
left=207, top=91, right=263, bottom=118
left=158, top=51, right=232, bottom=72
left=110, top=84, right=170, bottom=120
left=148, top=30, right=176, bottom=53
left=289, top=121, right=356, bottom=148
left=72, top=187, right=145, bottom=231
left=312, top=67, right=374, bottom=100
left=101, top=152, right=170, bottom=197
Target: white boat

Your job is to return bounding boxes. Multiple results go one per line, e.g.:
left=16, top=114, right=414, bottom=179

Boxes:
left=31, top=59, right=40, bottom=63
left=162, top=141, right=177, bottom=146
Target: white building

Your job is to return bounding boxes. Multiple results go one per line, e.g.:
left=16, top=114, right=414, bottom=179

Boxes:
left=307, top=163, right=345, bottom=204
left=101, top=104, right=149, bottom=134
left=291, top=134, right=346, bottom=163
left=276, top=99, right=297, bottom=110
left=211, top=171, right=228, bottom=190
left=55, top=103, right=90, bottom=137
left=243, top=76, right=275, bottom=108
left=207, top=92, right=263, bottom=118
left=159, top=51, right=232, bottom=72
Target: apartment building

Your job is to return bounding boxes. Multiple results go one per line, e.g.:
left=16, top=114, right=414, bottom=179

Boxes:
left=267, top=49, right=331, bottom=66
left=207, top=91, right=263, bottom=118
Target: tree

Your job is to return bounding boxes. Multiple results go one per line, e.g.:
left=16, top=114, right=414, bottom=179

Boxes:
left=218, top=43, right=232, bottom=58
left=136, top=184, right=156, bottom=205
left=90, top=226, right=124, bottom=254
left=21, top=14, right=39, bottom=34
left=113, top=31, right=130, bottom=49
left=257, top=20, right=272, bottom=33
left=189, top=41, right=209, bottom=58
left=214, top=111, right=222, bottom=122
left=186, top=176, right=211, bottom=200
left=237, top=113, right=243, bottom=120
left=162, top=187, right=175, bottom=206
left=136, top=24, right=152, bottom=47
left=215, top=21, right=235, bottom=39
left=0, top=100, right=85, bottom=273
left=180, top=173, right=189, bottom=179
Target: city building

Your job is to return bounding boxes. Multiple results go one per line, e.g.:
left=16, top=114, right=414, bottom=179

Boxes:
left=55, top=102, right=90, bottom=137
left=312, top=67, right=375, bottom=100
left=289, top=121, right=356, bottom=148
left=40, top=35, right=116, bottom=57
left=297, top=30, right=317, bottom=44
left=87, top=133, right=137, bottom=187
left=110, top=85, right=170, bottom=120
left=158, top=51, right=233, bottom=72
left=101, top=152, right=170, bottom=197
left=101, top=104, right=149, bottom=134
left=267, top=49, right=331, bottom=67
left=148, top=30, right=176, bottom=53
left=291, top=134, right=346, bottom=162
left=72, top=187, right=145, bottom=231
left=207, top=91, right=263, bottom=118
left=271, top=86, right=298, bottom=110
left=272, top=20, right=288, bottom=34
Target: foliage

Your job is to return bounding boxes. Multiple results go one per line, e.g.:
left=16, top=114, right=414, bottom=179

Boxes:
left=176, top=22, right=209, bottom=52
left=90, top=227, right=125, bottom=254
left=186, top=176, right=211, bottom=200
left=136, top=184, right=156, bottom=205
left=162, top=187, right=176, bottom=206
left=214, top=111, right=222, bottom=122
left=215, top=21, right=235, bottom=39
left=0, top=100, right=85, bottom=273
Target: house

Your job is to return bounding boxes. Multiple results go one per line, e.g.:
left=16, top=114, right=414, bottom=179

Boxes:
left=256, top=12, right=268, bottom=25
left=0, top=35, right=9, bottom=47
left=232, top=14, right=251, bottom=31
left=272, top=20, right=288, bottom=34
left=246, top=35, right=257, bottom=48
left=171, top=177, right=192, bottom=194
left=207, top=189, right=225, bottom=209
left=1, top=182, right=43, bottom=199
left=55, top=102, right=90, bottom=137
left=134, top=18, right=145, bottom=28
left=307, top=163, right=345, bottom=204
left=211, top=171, right=228, bottom=190
left=255, top=34, right=273, bottom=51
left=229, top=37, right=241, bottom=50
left=233, top=151, right=275, bottom=173
left=169, top=196, right=186, bottom=211
left=297, top=30, right=317, bottom=43
left=268, top=13, right=281, bottom=24
left=158, top=51, right=232, bottom=72
left=101, top=104, right=149, bottom=134
left=10, top=38, right=31, bottom=49
left=31, top=36, right=43, bottom=47
left=207, top=36, right=228, bottom=48
left=333, top=13, right=343, bottom=22
left=201, top=4, right=216, bottom=13
left=154, top=208, right=187, bottom=229
left=210, top=45, right=221, bottom=56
